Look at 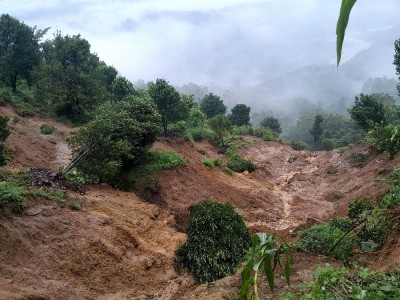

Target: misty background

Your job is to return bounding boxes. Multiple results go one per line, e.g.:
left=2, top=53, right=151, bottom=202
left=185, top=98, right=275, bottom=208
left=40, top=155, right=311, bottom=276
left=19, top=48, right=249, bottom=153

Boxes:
left=3, top=0, right=400, bottom=120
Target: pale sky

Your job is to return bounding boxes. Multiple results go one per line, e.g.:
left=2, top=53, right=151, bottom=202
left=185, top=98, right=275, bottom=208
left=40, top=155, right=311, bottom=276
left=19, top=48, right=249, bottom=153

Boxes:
left=2, top=0, right=400, bottom=86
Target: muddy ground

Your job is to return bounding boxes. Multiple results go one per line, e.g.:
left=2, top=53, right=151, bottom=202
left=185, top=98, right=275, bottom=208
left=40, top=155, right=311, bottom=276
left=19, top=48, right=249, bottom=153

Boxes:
left=0, top=105, right=399, bottom=299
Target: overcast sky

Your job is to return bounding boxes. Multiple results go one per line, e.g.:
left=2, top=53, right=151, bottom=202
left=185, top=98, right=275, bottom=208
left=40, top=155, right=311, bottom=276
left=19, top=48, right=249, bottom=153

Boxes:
left=2, top=0, right=400, bottom=86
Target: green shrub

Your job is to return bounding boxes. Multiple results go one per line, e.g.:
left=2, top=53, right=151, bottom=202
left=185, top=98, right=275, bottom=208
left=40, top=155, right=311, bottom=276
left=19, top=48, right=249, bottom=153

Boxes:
left=288, top=140, right=308, bottom=151
left=137, top=150, right=186, bottom=174
left=0, top=182, right=25, bottom=210
left=348, top=152, right=369, bottom=167
left=329, top=217, right=353, bottom=232
left=223, top=168, right=234, bottom=176
left=0, top=88, right=12, bottom=102
left=253, top=127, right=278, bottom=142
left=174, top=199, right=251, bottom=283
left=297, top=223, right=354, bottom=260
left=282, top=264, right=400, bottom=300
left=202, top=158, right=215, bottom=168
left=366, top=124, right=400, bottom=159
left=0, top=116, right=10, bottom=166
left=357, top=210, right=389, bottom=247
left=227, top=157, right=256, bottom=173
left=27, top=188, right=66, bottom=204
left=348, top=198, right=374, bottom=219
left=65, top=168, right=95, bottom=184
left=185, top=127, right=213, bottom=144
left=321, top=138, right=336, bottom=151
left=232, top=125, right=254, bottom=136
left=40, top=124, right=55, bottom=135
left=70, top=201, right=81, bottom=210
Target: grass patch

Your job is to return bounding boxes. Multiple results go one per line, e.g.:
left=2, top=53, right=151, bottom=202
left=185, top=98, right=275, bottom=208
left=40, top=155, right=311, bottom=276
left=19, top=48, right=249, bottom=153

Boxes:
left=282, top=264, right=400, bottom=300
left=135, top=150, right=186, bottom=175
left=0, top=181, right=25, bottom=211
left=27, top=188, right=66, bottom=205
left=227, top=157, right=256, bottom=173
left=202, top=158, right=222, bottom=169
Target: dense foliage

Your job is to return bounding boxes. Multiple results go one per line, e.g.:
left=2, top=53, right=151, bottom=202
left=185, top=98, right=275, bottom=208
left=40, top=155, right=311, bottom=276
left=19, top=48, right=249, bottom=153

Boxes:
left=229, top=104, right=251, bottom=126
left=309, top=114, right=324, bottom=148
left=261, top=116, right=282, bottom=134
left=283, top=264, right=400, bottom=300
left=207, top=114, right=232, bottom=146
left=200, top=93, right=227, bottom=119
left=66, top=95, right=161, bottom=182
left=174, top=199, right=251, bottom=283
left=349, top=94, right=386, bottom=131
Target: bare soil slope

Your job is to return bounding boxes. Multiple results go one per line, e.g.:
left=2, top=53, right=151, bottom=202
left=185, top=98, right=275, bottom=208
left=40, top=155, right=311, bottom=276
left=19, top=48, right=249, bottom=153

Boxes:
left=1, top=106, right=399, bottom=299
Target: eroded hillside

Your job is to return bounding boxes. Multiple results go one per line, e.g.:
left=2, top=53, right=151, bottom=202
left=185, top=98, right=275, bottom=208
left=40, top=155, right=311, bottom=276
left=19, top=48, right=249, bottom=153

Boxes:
left=1, top=105, right=399, bottom=299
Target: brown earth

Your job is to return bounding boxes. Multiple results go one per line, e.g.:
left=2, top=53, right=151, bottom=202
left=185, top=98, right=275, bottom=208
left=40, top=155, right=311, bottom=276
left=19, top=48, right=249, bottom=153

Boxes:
left=0, top=105, right=399, bottom=299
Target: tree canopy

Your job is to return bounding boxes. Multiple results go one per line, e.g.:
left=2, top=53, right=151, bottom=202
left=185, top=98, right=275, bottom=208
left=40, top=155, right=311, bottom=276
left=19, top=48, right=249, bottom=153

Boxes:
left=200, top=93, right=227, bottom=119
left=0, top=14, right=47, bottom=92
left=261, top=116, right=282, bottom=134
left=148, top=78, right=182, bottom=136
left=229, top=104, right=251, bottom=126
left=348, top=94, right=386, bottom=131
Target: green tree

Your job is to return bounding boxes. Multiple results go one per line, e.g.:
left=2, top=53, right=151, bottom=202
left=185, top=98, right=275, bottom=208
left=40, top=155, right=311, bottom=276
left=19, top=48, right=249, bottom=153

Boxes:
left=309, top=114, right=324, bottom=148
left=348, top=94, right=386, bottom=131
left=200, top=93, right=227, bottom=119
left=65, top=95, right=161, bottom=182
left=208, top=114, right=232, bottom=146
left=229, top=104, right=251, bottom=126
left=0, top=14, right=46, bottom=92
left=34, top=32, right=107, bottom=122
left=261, top=116, right=282, bottom=134
left=111, top=76, right=135, bottom=102
left=148, top=78, right=181, bottom=136
left=187, top=107, right=206, bottom=128
left=174, top=199, right=251, bottom=283
left=393, top=38, right=400, bottom=97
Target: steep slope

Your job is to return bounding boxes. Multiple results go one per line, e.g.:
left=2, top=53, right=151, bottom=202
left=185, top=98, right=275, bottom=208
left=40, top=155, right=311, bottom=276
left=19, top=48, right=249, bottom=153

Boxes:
left=1, top=105, right=399, bottom=299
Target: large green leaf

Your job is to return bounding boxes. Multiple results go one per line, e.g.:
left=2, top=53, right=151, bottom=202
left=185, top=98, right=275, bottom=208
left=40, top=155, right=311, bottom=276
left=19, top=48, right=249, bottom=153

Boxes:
left=336, top=0, right=357, bottom=66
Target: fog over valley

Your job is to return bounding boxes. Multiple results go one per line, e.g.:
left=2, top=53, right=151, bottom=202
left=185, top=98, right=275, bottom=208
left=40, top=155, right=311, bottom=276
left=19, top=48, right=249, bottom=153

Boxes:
left=3, top=0, right=400, bottom=115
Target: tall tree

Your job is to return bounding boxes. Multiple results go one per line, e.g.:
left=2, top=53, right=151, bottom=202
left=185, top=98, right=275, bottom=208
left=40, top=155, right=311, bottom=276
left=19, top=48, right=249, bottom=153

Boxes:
left=229, top=104, right=251, bottom=126
left=309, top=114, right=324, bottom=148
left=0, top=14, right=46, bottom=92
left=34, top=32, right=107, bottom=122
left=148, top=78, right=181, bottom=136
left=111, top=76, right=135, bottom=102
left=348, top=94, right=386, bottom=131
left=200, top=93, right=227, bottom=119
left=261, top=116, right=282, bottom=134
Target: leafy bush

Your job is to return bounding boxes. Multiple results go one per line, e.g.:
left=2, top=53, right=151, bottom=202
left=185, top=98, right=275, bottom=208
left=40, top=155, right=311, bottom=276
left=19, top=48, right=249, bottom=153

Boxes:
left=366, top=124, right=400, bottom=159
left=253, top=127, right=278, bottom=142
left=348, top=198, right=374, bottom=219
left=0, top=182, right=25, bottom=210
left=202, top=158, right=222, bottom=168
left=232, top=125, right=254, bottom=136
left=348, top=152, right=369, bottom=167
left=185, top=127, right=213, bottom=144
left=40, top=124, right=55, bottom=135
left=288, top=140, right=308, bottom=151
left=329, top=217, right=353, bottom=232
left=70, top=201, right=81, bottom=210
left=227, top=157, right=256, bottom=173
left=202, top=158, right=214, bottom=168
left=321, top=138, right=336, bottom=151
left=357, top=210, right=389, bottom=247
left=223, top=168, right=234, bottom=176
left=282, top=264, right=400, bottom=300
left=174, top=199, right=251, bottom=283
left=297, top=223, right=354, bottom=260
left=66, top=96, right=161, bottom=182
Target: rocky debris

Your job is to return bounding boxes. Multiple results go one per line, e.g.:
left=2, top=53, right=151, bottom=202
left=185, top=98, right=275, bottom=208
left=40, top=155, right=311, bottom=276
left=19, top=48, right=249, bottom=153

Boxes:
left=28, top=168, right=85, bottom=195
